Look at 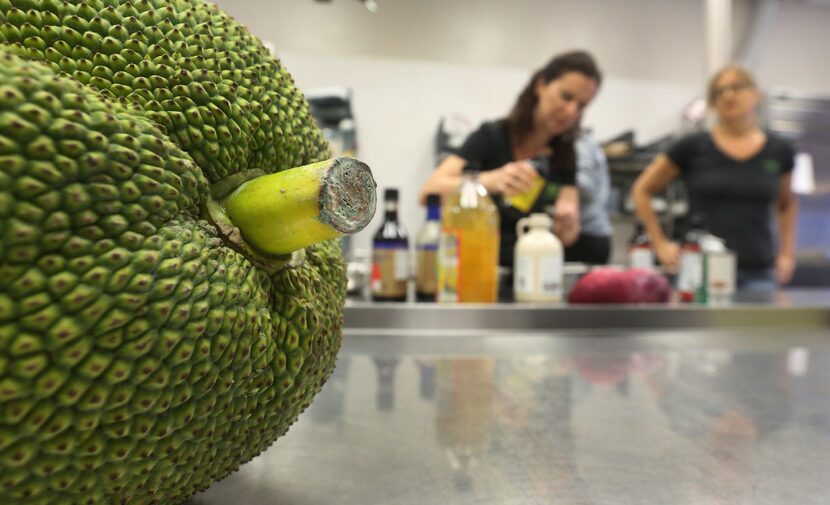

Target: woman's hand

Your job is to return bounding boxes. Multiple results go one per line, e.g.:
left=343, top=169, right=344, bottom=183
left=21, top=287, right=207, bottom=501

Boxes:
left=630, top=154, right=681, bottom=270
left=774, top=174, right=797, bottom=286
left=775, top=252, right=796, bottom=285
left=480, top=161, right=539, bottom=197
left=553, top=198, right=580, bottom=247
left=654, top=238, right=680, bottom=268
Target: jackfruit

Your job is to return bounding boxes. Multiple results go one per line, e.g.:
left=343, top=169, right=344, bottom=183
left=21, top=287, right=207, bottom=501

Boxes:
left=0, top=1, right=377, bottom=504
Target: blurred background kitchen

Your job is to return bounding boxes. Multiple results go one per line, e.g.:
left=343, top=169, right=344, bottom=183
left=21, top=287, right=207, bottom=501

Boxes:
left=214, top=0, right=830, bottom=287
left=191, top=2, right=830, bottom=504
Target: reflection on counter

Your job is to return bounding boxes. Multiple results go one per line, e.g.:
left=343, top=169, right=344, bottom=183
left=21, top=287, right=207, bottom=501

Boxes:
left=373, top=357, right=401, bottom=412
left=435, top=358, right=494, bottom=492
left=189, top=331, right=830, bottom=505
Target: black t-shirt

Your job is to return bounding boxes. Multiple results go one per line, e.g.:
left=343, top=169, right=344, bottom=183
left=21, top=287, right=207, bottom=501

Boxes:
left=667, top=131, right=795, bottom=271
left=457, top=119, right=577, bottom=267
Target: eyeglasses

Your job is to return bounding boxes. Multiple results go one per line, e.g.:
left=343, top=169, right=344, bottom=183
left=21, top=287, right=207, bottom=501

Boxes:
left=713, top=82, right=753, bottom=100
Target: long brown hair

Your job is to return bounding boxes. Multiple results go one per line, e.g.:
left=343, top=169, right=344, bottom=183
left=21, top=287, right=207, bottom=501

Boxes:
left=507, top=50, right=602, bottom=173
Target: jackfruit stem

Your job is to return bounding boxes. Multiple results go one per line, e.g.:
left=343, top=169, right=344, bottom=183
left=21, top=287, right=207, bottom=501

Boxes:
left=222, top=157, right=377, bottom=255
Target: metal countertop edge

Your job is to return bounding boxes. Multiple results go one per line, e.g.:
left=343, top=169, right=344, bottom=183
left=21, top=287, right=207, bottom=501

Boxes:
left=342, top=303, right=830, bottom=331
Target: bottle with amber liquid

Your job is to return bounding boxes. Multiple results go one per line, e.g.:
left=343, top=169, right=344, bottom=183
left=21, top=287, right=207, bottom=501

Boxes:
left=436, top=165, right=500, bottom=303
left=371, top=188, right=409, bottom=302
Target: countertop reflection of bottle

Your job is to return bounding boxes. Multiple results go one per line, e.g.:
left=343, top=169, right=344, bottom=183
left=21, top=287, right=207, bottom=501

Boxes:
left=373, top=357, right=400, bottom=412
left=415, top=359, right=437, bottom=401
left=435, top=358, right=495, bottom=491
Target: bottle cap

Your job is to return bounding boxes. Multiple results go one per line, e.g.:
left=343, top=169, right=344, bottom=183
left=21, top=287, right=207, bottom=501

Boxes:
left=384, top=188, right=399, bottom=201
left=631, top=222, right=649, bottom=244
left=700, top=234, right=726, bottom=252
left=527, top=212, right=553, bottom=228
left=425, top=193, right=441, bottom=207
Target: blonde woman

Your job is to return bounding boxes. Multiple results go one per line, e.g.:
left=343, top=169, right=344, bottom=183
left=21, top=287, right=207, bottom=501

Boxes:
left=631, top=66, right=798, bottom=291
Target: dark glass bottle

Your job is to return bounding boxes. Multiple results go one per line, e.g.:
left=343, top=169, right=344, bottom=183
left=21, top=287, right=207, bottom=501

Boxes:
left=371, top=188, right=409, bottom=302
left=415, top=193, right=441, bottom=301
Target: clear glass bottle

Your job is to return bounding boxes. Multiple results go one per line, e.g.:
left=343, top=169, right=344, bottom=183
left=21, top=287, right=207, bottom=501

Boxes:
left=371, top=188, right=409, bottom=302
left=627, top=222, right=655, bottom=269
left=437, top=166, right=500, bottom=303
left=415, top=193, right=442, bottom=302
left=677, top=214, right=707, bottom=303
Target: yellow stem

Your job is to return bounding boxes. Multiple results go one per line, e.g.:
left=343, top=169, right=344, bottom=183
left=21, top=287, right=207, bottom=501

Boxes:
left=221, top=157, right=376, bottom=256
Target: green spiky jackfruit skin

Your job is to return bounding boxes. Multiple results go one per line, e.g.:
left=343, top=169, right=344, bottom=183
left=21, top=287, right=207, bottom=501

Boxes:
left=0, top=0, right=329, bottom=183
left=0, top=1, right=345, bottom=504
left=0, top=52, right=345, bottom=503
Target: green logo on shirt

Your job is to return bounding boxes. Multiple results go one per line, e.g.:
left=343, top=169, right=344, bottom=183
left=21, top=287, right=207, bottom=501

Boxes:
left=543, top=182, right=560, bottom=201
left=763, top=159, right=781, bottom=174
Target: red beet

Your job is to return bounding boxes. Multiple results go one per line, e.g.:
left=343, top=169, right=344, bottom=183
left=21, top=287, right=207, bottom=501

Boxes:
left=567, top=267, right=633, bottom=303
left=568, top=267, right=671, bottom=304
left=622, top=268, right=672, bottom=303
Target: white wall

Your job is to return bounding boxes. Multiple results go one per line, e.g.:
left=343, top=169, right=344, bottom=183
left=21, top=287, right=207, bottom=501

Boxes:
left=757, top=2, right=830, bottom=94
left=213, top=0, right=707, bottom=85
left=278, top=51, right=698, bottom=251
left=210, top=0, right=830, bottom=251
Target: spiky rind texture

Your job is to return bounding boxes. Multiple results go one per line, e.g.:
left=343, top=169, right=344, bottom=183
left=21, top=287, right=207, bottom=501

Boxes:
left=0, top=0, right=329, bottom=182
left=0, top=1, right=344, bottom=503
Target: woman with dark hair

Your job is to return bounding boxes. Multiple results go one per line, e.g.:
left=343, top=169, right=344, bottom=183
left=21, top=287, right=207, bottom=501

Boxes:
left=419, top=51, right=603, bottom=292
left=631, top=65, right=798, bottom=291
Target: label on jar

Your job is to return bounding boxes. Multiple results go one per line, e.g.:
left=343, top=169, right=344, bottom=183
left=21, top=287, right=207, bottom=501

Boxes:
left=393, top=250, right=409, bottom=280
left=514, top=253, right=562, bottom=300
left=628, top=247, right=654, bottom=269
left=539, top=256, right=563, bottom=295
left=706, top=251, right=736, bottom=301
left=436, top=230, right=460, bottom=303
left=371, top=247, right=408, bottom=298
left=415, top=243, right=438, bottom=296
left=678, top=250, right=703, bottom=300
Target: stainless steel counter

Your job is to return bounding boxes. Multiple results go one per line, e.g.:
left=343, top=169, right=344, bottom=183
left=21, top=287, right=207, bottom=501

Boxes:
left=188, top=326, right=830, bottom=505
left=344, top=289, right=830, bottom=331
